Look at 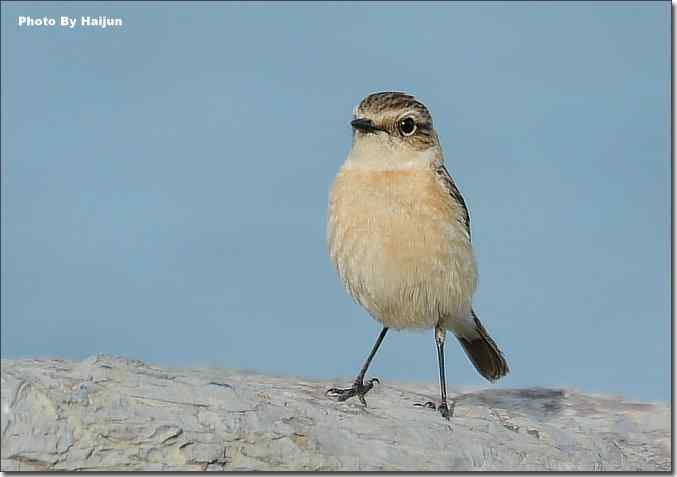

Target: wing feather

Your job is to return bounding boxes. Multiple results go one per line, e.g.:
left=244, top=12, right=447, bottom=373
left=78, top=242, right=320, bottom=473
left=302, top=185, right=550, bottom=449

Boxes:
left=435, top=165, right=471, bottom=240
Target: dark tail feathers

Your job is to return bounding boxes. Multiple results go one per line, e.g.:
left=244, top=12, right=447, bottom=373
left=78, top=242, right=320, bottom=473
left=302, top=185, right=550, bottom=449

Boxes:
left=456, top=309, right=510, bottom=382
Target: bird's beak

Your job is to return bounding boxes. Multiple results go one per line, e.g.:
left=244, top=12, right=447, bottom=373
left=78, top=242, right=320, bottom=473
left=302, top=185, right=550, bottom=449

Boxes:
left=351, top=118, right=380, bottom=133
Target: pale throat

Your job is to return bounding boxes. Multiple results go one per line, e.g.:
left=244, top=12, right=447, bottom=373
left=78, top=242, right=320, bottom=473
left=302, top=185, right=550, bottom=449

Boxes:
left=344, top=136, right=442, bottom=172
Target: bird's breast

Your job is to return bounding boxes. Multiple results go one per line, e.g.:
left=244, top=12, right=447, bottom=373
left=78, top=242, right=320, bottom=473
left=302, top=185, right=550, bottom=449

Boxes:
left=327, top=167, right=477, bottom=329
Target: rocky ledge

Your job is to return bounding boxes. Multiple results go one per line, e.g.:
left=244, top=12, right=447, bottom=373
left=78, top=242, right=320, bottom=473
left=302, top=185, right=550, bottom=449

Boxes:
left=0, top=355, right=670, bottom=471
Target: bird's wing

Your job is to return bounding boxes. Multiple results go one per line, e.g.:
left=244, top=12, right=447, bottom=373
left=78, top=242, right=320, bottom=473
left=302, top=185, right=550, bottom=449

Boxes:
left=435, top=165, right=471, bottom=240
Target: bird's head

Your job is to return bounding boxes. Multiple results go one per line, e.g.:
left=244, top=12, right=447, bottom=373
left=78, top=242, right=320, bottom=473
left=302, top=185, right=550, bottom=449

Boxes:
left=347, top=92, right=442, bottom=170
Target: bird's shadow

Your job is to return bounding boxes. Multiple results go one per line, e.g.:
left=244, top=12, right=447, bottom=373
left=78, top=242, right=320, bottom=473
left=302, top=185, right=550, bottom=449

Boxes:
left=452, top=387, right=567, bottom=421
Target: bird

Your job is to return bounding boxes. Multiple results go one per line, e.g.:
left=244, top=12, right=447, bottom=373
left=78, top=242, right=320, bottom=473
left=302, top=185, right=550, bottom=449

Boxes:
left=325, top=91, right=509, bottom=419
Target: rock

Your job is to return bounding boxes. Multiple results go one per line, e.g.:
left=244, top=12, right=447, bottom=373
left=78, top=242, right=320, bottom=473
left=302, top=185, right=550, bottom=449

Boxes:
left=0, top=355, right=670, bottom=471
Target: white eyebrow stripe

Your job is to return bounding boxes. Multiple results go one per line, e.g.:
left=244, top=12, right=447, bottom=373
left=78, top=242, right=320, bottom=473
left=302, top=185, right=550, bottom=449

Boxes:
left=397, top=110, right=420, bottom=120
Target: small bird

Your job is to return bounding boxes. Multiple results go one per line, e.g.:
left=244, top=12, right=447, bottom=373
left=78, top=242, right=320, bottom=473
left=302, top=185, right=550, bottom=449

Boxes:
left=326, top=92, right=509, bottom=419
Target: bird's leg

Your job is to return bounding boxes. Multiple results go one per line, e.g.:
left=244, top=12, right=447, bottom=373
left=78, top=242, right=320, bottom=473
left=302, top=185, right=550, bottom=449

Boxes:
left=326, top=327, right=388, bottom=406
left=415, top=325, right=454, bottom=419
left=434, top=325, right=453, bottom=419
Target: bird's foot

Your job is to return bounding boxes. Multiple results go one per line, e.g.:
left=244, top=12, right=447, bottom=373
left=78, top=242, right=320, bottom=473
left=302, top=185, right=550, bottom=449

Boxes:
left=326, top=378, right=380, bottom=406
left=414, top=400, right=454, bottom=419
left=438, top=401, right=452, bottom=420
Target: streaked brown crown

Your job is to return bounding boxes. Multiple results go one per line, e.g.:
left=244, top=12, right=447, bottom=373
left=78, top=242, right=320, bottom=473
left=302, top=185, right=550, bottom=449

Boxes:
left=356, top=92, right=433, bottom=126
left=354, top=92, right=438, bottom=150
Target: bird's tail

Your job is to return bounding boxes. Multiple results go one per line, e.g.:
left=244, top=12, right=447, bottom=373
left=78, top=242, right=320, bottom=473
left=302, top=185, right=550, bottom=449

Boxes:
left=455, top=309, right=509, bottom=382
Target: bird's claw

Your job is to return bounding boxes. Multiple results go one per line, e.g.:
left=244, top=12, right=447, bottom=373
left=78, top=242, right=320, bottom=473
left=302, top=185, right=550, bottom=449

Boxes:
left=414, top=400, right=454, bottom=419
left=326, top=378, right=380, bottom=406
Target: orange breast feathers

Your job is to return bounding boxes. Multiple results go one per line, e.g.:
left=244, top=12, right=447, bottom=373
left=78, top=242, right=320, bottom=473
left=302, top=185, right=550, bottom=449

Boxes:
left=327, top=167, right=477, bottom=329
left=328, top=168, right=469, bottom=259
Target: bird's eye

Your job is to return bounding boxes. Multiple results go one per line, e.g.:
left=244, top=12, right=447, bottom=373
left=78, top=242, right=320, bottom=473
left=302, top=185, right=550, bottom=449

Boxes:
left=398, top=117, right=416, bottom=136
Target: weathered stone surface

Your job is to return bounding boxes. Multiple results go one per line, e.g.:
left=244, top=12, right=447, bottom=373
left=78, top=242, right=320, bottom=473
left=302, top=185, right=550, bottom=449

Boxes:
left=0, top=355, right=670, bottom=471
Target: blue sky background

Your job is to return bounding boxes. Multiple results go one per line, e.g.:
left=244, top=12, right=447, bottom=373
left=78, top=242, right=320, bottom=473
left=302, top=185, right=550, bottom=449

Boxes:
left=1, top=2, right=670, bottom=402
